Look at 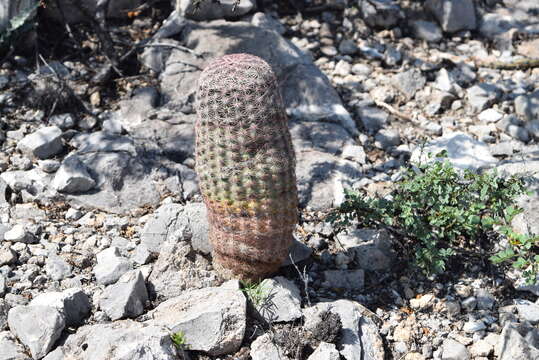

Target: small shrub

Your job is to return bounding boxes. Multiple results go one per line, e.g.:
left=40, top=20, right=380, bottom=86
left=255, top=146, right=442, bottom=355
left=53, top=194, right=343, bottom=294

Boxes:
left=240, top=279, right=268, bottom=307
left=328, top=154, right=538, bottom=284
left=170, top=331, right=188, bottom=350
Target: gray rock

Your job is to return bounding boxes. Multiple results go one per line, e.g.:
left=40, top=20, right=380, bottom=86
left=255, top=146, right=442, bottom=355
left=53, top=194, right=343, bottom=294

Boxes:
left=514, top=91, right=539, bottom=122
left=48, top=113, right=76, bottom=130
left=507, top=124, right=530, bottom=143
left=102, top=117, right=124, bottom=134
left=303, top=300, right=384, bottom=360
left=515, top=299, right=539, bottom=325
left=359, top=0, right=402, bottom=29
left=132, top=244, right=152, bottom=265
left=342, top=144, right=367, bottom=164
left=282, top=237, right=313, bottom=266
left=0, top=178, right=8, bottom=206
left=148, top=280, right=246, bottom=356
left=17, top=126, right=63, bottom=159
left=339, top=39, right=359, bottom=55
left=99, top=270, right=148, bottom=321
left=30, top=288, right=91, bottom=327
left=183, top=202, right=210, bottom=254
left=410, top=132, right=497, bottom=171
left=463, top=320, right=486, bottom=333
left=70, top=131, right=136, bottom=155
left=336, top=229, right=395, bottom=271
left=251, top=12, right=285, bottom=34
left=426, top=0, right=476, bottom=33
left=45, top=254, right=72, bottom=281
left=375, top=128, right=401, bottom=149
left=358, top=106, right=389, bottom=134
left=0, top=299, right=7, bottom=330
left=392, top=69, right=426, bottom=100
left=38, top=159, right=61, bottom=173
left=256, top=276, right=302, bottom=323
left=475, top=288, right=495, bottom=310
left=3, top=225, right=32, bottom=243
left=0, top=244, right=17, bottom=266
left=44, top=320, right=179, bottom=360
left=0, top=275, right=5, bottom=297
left=410, top=20, right=443, bottom=42
left=496, top=322, right=539, bottom=360
left=8, top=305, right=65, bottom=359
left=442, top=339, right=469, bottom=360
left=147, top=238, right=218, bottom=301
left=140, top=203, right=189, bottom=253
left=322, top=270, right=365, bottom=290
left=93, top=246, right=132, bottom=285
left=0, top=331, right=28, bottom=360
left=308, top=342, right=340, bottom=360
left=178, top=0, right=255, bottom=21
left=467, top=83, right=501, bottom=113
left=290, top=119, right=354, bottom=155
left=53, top=155, right=96, bottom=194
left=250, top=333, right=289, bottom=360
left=118, top=87, right=159, bottom=133
left=461, top=296, right=477, bottom=311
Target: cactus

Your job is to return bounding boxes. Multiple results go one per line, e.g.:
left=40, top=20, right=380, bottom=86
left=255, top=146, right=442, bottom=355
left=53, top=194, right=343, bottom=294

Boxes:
left=195, top=53, right=298, bottom=281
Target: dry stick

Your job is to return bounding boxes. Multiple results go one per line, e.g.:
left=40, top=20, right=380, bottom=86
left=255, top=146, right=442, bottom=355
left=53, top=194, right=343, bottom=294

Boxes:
left=288, top=253, right=311, bottom=307
left=53, top=0, right=78, bottom=47
left=374, top=99, right=415, bottom=122
left=475, top=57, right=539, bottom=70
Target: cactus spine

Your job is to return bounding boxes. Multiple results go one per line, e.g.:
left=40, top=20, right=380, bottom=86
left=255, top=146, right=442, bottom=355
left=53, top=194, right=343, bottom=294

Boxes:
left=195, top=53, right=298, bottom=281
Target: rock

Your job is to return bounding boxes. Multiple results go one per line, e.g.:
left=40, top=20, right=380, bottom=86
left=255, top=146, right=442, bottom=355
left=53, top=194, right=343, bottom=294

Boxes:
left=441, top=339, right=469, bottom=360
left=45, top=254, right=73, bottom=281
left=0, top=275, right=5, bottom=297
left=507, top=125, right=530, bottom=143
left=461, top=296, right=477, bottom=311
left=478, top=108, right=504, bottom=123
left=303, top=300, right=384, bottom=360
left=463, top=320, right=486, bottom=333
left=43, top=0, right=144, bottom=23
left=358, top=106, right=389, bottom=133
left=0, top=178, right=8, bottom=206
left=177, top=0, right=255, bottom=21
left=8, top=305, right=65, bottom=359
left=0, top=331, right=28, bottom=360
left=514, top=91, right=539, bottom=122
left=147, top=238, right=218, bottom=301
left=475, top=288, right=495, bottom=310
left=342, top=144, right=367, bottom=164
left=334, top=60, right=352, bottom=76
left=496, top=322, right=539, bottom=360
left=148, top=280, right=246, bottom=356
left=251, top=12, right=285, bottom=34
left=470, top=339, right=493, bottom=357
left=515, top=299, right=539, bottom=325
left=30, top=288, right=91, bottom=327
left=53, top=155, right=96, bottom=194
left=3, top=225, right=32, bottom=243
left=375, top=128, right=401, bottom=149
left=132, top=244, right=152, bottom=265
left=308, top=342, right=340, bottom=360
left=99, top=270, right=148, bottom=321
left=256, top=276, right=302, bottom=323
left=426, top=0, right=476, bottom=33
left=290, top=119, right=354, bottom=156
left=339, top=39, right=359, bottom=55
left=93, top=246, right=132, bottom=285
left=17, top=126, right=63, bottom=160
left=336, top=229, right=394, bottom=271
left=410, top=132, right=498, bottom=171
left=118, top=87, right=159, bottom=133
left=0, top=299, right=7, bottom=330
left=322, top=270, right=364, bottom=291
left=45, top=320, right=179, bottom=360
left=39, top=159, right=60, bottom=173
left=410, top=20, right=442, bottom=42
left=140, top=203, right=189, bottom=253
left=359, top=0, right=402, bottom=29
left=0, top=244, right=17, bottom=266
left=282, top=237, right=313, bottom=266
left=48, top=113, right=76, bottom=130
left=467, top=83, right=501, bottom=113
left=183, top=202, right=210, bottom=254
left=250, top=333, right=289, bottom=360
left=392, top=69, right=426, bottom=100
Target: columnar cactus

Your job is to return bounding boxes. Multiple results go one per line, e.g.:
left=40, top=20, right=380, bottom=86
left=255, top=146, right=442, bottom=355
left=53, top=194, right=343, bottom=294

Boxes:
left=195, top=53, right=298, bottom=281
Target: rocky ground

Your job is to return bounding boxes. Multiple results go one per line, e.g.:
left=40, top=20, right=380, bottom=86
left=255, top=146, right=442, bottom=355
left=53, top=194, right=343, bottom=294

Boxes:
left=0, top=0, right=539, bottom=359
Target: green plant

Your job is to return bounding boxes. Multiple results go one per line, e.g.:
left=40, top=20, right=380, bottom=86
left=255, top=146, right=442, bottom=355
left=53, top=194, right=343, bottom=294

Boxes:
left=195, top=53, right=298, bottom=281
left=0, top=1, right=39, bottom=57
left=329, top=155, right=538, bottom=284
left=170, top=331, right=188, bottom=350
left=240, top=279, right=269, bottom=307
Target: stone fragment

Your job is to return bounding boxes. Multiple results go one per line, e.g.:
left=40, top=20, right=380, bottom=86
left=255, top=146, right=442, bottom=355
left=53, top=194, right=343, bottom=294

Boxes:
left=322, top=270, right=364, bottom=290
left=515, top=91, right=539, bottom=122
left=336, top=229, right=394, bottom=271
left=375, top=128, right=401, bottom=149
left=0, top=274, right=5, bottom=297
left=441, top=339, right=469, bottom=360
left=308, top=342, right=340, bottom=360
left=30, top=288, right=91, bottom=327
left=8, top=305, right=65, bottom=359
left=99, top=270, right=148, bottom=321
left=475, top=289, right=495, bottom=310
left=148, top=280, right=246, bottom=356
left=470, top=339, right=493, bottom=357
left=251, top=12, right=285, bottom=34
left=410, top=20, right=442, bottom=42
left=3, top=225, right=32, bottom=243
left=426, top=0, right=476, bottom=33
left=358, top=106, right=389, bottom=133
left=339, top=39, right=359, bottom=55
left=17, top=126, right=63, bottom=159
left=0, top=299, right=7, bottom=330
left=467, top=83, right=501, bottom=113
left=0, top=244, right=17, bottom=266
left=463, top=320, right=486, bottom=333
left=496, top=322, right=539, bottom=360
left=0, top=331, right=28, bottom=360
left=392, top=69, right=426, bottom=100
left=140, top=203, right=188, bottom=253
left=360, top=0, right=402, bottom=29
left=93, top=246, right=132, bottom=285
left=183, top=202, right=210, bottom=254
left=45, top=254, right=72, bottom=281
left=342, top=144, right=367, bottom=164
left=250, top=333, right=289, bottom=360
left=49, top=113, right=76, bottom=130
left=0, top=178, right=8, bottom=205
left=514, top=299, right=539, bottom=325
left=410, top=132, right=497, bottom=171
left=478, top=108, right=504, bottom=123
left=44, top=320, right=179, bottom=360
left=53, top=155, right=96, bottom=193
left=39, top=159, right=61, bottom=173
left=256, top=276, right=302, bottom=323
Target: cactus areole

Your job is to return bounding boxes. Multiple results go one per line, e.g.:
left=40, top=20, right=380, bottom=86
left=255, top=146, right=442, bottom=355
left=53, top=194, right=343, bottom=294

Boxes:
left=195, top=53, right=298, bottom=281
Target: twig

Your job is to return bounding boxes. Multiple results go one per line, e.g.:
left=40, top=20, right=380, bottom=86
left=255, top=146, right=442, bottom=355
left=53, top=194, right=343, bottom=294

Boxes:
left=374, top=99, right=415, bottom=122
left=474, top=57, right=539, bottom=70
left=288, top=253, right=311, bottom=307
left=142, top=43, right=203, bottom=58
left=53, top=0, right=78, bottom=47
